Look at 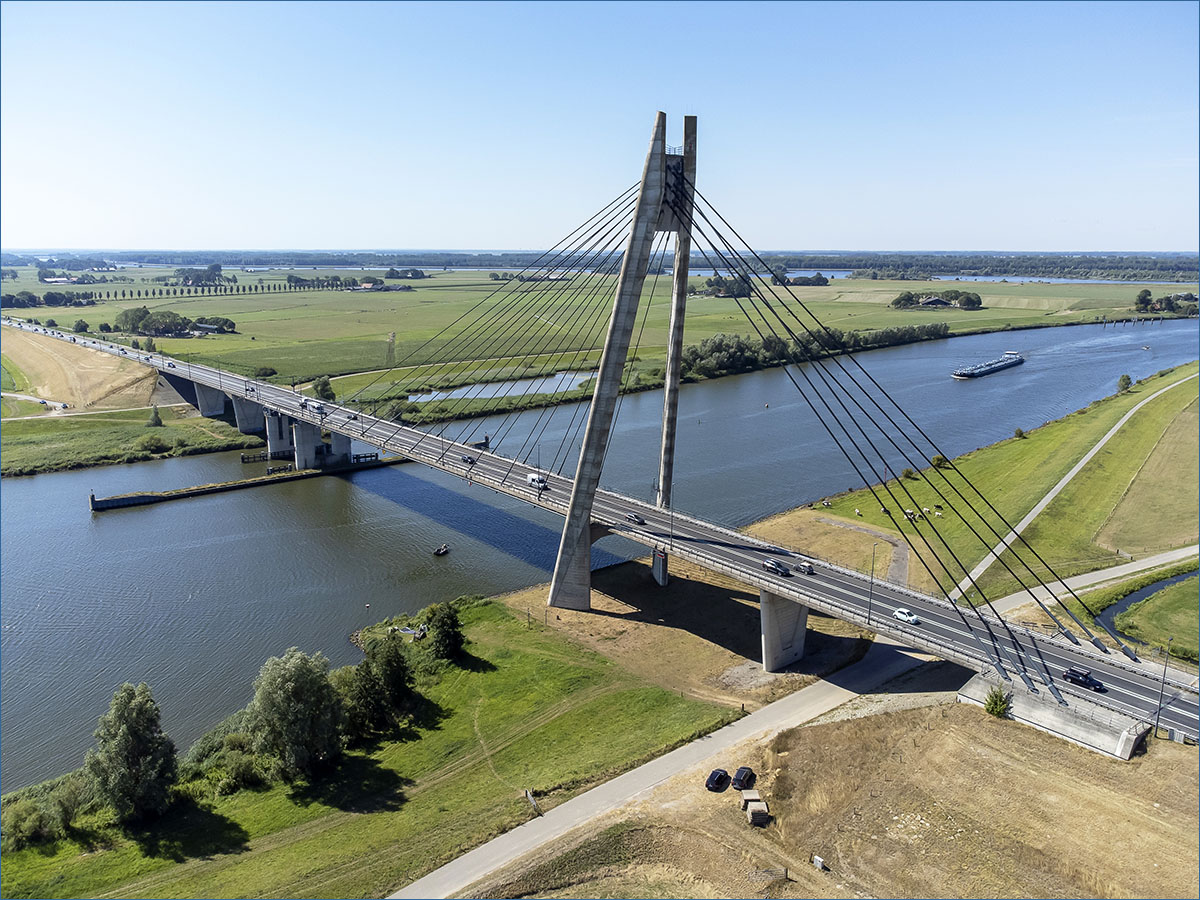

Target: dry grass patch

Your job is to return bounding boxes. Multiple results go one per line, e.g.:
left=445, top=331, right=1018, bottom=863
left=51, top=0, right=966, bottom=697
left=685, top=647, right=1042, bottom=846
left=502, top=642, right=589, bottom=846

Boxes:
left=497, top=557, right=872, bottom=711
left=1, top=327, right=156, bottom=409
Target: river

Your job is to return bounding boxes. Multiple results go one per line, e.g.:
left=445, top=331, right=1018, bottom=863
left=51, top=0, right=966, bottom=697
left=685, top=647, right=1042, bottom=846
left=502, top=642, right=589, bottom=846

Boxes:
left=1, top=319, right=1197, bottom=792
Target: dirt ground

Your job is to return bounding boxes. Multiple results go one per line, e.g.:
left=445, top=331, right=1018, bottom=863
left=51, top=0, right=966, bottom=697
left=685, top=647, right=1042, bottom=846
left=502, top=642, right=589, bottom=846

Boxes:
left=467, top=691, right=1198, bottom=900
left=1, top=326, right=157, bottom=411
left=497, top=555, right=874, bottom=711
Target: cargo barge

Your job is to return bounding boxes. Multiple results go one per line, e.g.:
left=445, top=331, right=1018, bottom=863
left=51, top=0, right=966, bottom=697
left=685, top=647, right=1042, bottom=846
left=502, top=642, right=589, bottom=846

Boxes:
left=951, top=350, right=1024, bottom=379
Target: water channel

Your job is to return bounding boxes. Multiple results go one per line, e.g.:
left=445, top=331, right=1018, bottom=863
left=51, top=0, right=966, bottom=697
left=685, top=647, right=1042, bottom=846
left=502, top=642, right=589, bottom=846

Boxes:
left=2, top=319, right=1197, bottom=791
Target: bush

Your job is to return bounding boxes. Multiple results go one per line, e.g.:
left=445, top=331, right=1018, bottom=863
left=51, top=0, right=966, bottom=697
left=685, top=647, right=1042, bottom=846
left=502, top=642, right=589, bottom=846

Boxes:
left=0, top=799, right=59, bottom=850
left=73, top=319, right=89, bottom=333
left=135, top=433, right=170, bottom=453
left=901, top=468, right=918, bottom=480
left=254, top=366, right=277, bottom=378
left=984, top=684, right=1011, bottom=718
left=98, top=322, right=112, bottom=333
left=146, top=405, right=163, bottom=427
left=931, top=454, right=949, bottom=468
left=1013, top=427, right=1026, bottom=439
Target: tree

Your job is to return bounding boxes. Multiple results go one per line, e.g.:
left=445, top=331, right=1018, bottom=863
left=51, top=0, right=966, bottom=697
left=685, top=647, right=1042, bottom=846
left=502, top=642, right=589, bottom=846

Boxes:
left=1117, top=373, right=1132, bottom=393
left=367, top=632, right=415, bottom=714
left=73, top=319, right=89, bottom=333
left=931, top=454, right=949, bottom=468
left=312, top=376, right=335, bottom=402
left=246, top=647, right=343, bottom=779
left=84, top=683, right=178, bottom=822
left=44, top=318, right=58, bottom=328
left=983, top=683, right=1011, bottom=718
left=956, top=294, right=982, bottom=310
left=98, top=322, right=112, bottom=332
left=143, top=337, right=156, bottom=352
left=131, top=338, right=141, bottom=350
left=426, top=602, right=464, bottom=661
left=146, top=405, right=163, bottom=427
left=1014, top=427, right=1026, bottom=439
left=330, top=663, right=389, bottom=743
left=1135, top=289, right=1153, bottom=311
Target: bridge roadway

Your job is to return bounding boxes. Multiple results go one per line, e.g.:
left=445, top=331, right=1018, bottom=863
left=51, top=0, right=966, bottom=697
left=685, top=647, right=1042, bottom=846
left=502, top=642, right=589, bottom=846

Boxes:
left=11, top=322, right=1199, bottom=741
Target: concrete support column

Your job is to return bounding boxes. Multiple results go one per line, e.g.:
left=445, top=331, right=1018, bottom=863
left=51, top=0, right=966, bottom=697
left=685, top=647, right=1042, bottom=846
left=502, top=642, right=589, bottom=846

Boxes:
left=651, top=548, right=669, bottom=587
left=760, top=590, right=809, bottom=673
left=265, top=412, right=295, bottom=456
left=292, top=421, right=323, bottom=470
left=327, top=431, right=352, bottom=466
left=548, top=112, right=667, bottom=611
left=193, top=382, right=227, bottom=417
left=231, top=396, right=265, bottom=434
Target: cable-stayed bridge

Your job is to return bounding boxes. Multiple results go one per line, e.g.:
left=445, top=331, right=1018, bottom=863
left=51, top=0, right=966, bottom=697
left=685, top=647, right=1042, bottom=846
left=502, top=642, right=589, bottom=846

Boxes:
left=16, top=112, right=1196, bottom=751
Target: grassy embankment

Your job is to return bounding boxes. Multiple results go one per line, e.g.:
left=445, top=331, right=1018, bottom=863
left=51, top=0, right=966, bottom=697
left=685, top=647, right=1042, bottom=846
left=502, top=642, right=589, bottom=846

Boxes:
left=0, top=353, right=43, bottom=417
left=0, top=600, right=735, bottom=900
left=800, top=363, right=1198, bottom=600
left=0, top=405, right=263, bottom=476
left=1115, top=574, right=1200, bottom=662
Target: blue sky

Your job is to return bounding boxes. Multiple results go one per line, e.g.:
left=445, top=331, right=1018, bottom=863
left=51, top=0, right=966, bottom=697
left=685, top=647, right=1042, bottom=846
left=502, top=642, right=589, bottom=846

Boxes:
left=2, top=0, right=1196, bottom=251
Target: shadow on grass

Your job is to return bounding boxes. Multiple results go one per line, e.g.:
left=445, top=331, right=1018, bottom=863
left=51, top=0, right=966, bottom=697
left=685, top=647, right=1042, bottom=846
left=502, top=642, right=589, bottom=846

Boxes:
left=126, top=796, right=250, bottom=862
left=454, top=648, right=497, bottom=673
left=288, top=753, right=413, bottom=813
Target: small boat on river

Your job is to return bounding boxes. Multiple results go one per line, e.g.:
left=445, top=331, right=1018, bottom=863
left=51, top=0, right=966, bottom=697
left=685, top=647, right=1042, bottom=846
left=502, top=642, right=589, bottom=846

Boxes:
left=951, top=350, right=1024, bottom=380
left=433, top=543, right=450, bottom=556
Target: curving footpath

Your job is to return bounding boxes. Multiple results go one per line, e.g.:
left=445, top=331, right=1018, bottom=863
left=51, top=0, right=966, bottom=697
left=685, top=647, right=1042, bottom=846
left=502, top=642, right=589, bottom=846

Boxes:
left=391, top=637, right=930, bottom=899
left=949, top=372, right=1199, bottom=601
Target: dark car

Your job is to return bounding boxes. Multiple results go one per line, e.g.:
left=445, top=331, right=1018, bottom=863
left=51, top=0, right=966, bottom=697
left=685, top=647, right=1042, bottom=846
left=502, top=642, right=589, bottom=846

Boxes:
left=1062, top=667, right=1106, bottom=692
left=624, top=512, right=645, bottom=525
left=731, top=766, right=756, bottom=790
left=705, top=768, right=730, bottom=792
left=461, top=455, right=476, bottom=465
left=761, top=558, right=789, bottom=576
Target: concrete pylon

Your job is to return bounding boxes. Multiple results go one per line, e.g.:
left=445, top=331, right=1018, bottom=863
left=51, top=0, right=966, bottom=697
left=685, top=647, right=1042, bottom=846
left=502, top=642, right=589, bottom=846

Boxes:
left=292, top=421, right=323, bottom=470
left=231, top=396, right=265, bottom=434
left=547, top=112, right=669, bottom=610
left=265, top=412, right=294, bottom=456
left=327, top=431, right=352, bottom=466
left=653, top=115, right=697, bottom=588
left=760, top=590, right=809, bottom=672
left=193, top=382, right=227, bottom=417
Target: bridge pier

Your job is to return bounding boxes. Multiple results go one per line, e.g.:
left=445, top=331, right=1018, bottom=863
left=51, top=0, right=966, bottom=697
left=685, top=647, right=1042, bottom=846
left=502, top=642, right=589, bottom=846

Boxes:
left=760, top=590, right=809, bottom=672
left=292, top=421, right=324, bottom=470
left=265, top=411, right=295, bottom=456
left=546, top=524, right=612, bottom=611
left=327, top=431, right=352, bottom=466
left=230, top=396, right=265, bottom=434
left=193, top=382, right=227, bottom=417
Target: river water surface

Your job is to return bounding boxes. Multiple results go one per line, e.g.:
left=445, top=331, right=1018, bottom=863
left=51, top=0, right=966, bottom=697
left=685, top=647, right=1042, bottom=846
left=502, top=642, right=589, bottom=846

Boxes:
left=2, top=319, right=1197, bottom=791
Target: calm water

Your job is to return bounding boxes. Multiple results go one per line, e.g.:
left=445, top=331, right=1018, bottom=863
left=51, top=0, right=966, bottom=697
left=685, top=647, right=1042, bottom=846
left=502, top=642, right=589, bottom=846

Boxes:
left=410, top=370, right=594, bottom=402
left=2, top=319, right=1197, bottom=791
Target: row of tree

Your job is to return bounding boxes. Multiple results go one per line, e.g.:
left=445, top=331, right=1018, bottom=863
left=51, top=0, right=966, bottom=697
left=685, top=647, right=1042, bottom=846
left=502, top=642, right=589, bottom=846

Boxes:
left=1135, top=289, right=1198, bottom=315
left=679, top=322, right=951, bottom=380
left=1, top=601, right=468, bottom=847
left=890, top=289, right=982, bottom=309
left=1, top=291, right=99, bottom=308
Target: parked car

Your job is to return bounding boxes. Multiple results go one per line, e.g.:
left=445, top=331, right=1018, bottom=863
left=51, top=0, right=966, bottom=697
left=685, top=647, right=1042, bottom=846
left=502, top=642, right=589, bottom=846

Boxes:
left=624, top=512, right=645, bottom=525
left=731, top=766, right=756, bottom=790
left=761, top=558, right=789, bottom=576
left=1062, top=667, right=1106, bottom=692
left=705, top=768, right=730, bottom=792
left=892, top=608, right=919, bottom=624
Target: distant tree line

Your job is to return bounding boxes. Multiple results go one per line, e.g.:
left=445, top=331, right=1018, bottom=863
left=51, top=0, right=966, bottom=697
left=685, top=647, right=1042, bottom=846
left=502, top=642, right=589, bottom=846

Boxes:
left=1135, top=289, right=1198, bottom=316
left=680, top=322, right=951, bottom=380
left=890, top=289, right=982, bottom=309
left=1, top=291, right=98, bottom=308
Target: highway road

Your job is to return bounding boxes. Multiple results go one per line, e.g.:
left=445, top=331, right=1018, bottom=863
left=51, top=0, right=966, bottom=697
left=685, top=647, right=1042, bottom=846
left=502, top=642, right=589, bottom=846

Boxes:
left=8, top=320, right=1197, bottom=740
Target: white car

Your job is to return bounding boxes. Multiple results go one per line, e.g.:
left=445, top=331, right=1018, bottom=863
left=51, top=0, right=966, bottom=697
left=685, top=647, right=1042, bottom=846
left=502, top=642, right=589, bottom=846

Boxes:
left=892, top=608, right=920, bottom=624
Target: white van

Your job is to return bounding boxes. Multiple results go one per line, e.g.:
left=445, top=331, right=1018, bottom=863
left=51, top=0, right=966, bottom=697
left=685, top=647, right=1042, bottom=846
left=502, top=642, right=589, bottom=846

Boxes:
left=527, top=473, right=548, bottom=488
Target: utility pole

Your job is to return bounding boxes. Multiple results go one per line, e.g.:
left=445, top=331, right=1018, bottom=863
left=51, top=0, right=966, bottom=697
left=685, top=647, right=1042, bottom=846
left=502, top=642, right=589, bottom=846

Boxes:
left=867, top=542, right=878, bottom=628
left=1154, top=636, right=1174, bottom=738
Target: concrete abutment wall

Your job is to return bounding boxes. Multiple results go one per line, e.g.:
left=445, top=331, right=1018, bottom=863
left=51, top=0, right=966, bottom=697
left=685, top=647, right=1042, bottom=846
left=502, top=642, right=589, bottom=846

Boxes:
left=761, top=589, right=809, bottom=672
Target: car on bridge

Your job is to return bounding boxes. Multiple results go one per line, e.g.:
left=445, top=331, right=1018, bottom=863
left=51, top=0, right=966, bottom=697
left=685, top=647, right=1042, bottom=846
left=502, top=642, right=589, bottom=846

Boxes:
left=461, top=455, right=476, bottom=465
left=1062, top=667, right=1106, bottom=692
left=624, top=512, right=645, bottom=525
left=793, top=561, right=814, bottom=575
left=761, top=558, right=789, bottom=576
left=892, top=608, right=920, bottom=624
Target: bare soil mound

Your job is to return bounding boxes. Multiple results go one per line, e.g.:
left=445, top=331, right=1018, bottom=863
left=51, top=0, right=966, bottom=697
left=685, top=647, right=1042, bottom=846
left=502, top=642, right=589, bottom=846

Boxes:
left=1, top=327, right=156, bottom=410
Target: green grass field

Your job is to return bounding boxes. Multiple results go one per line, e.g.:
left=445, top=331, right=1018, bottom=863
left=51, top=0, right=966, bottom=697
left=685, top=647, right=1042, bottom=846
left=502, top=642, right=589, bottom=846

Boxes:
left=1115, top=574, right=1199, bottom=662
left=811, top=363, right=1199, bottom=599
left=0, top=601, right=734, bottom=900
left=0, top=406, right=263, bottom=476
left=1, top=354, right=49, bottom=417
left=4, top=266, right=1194, bottom=387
